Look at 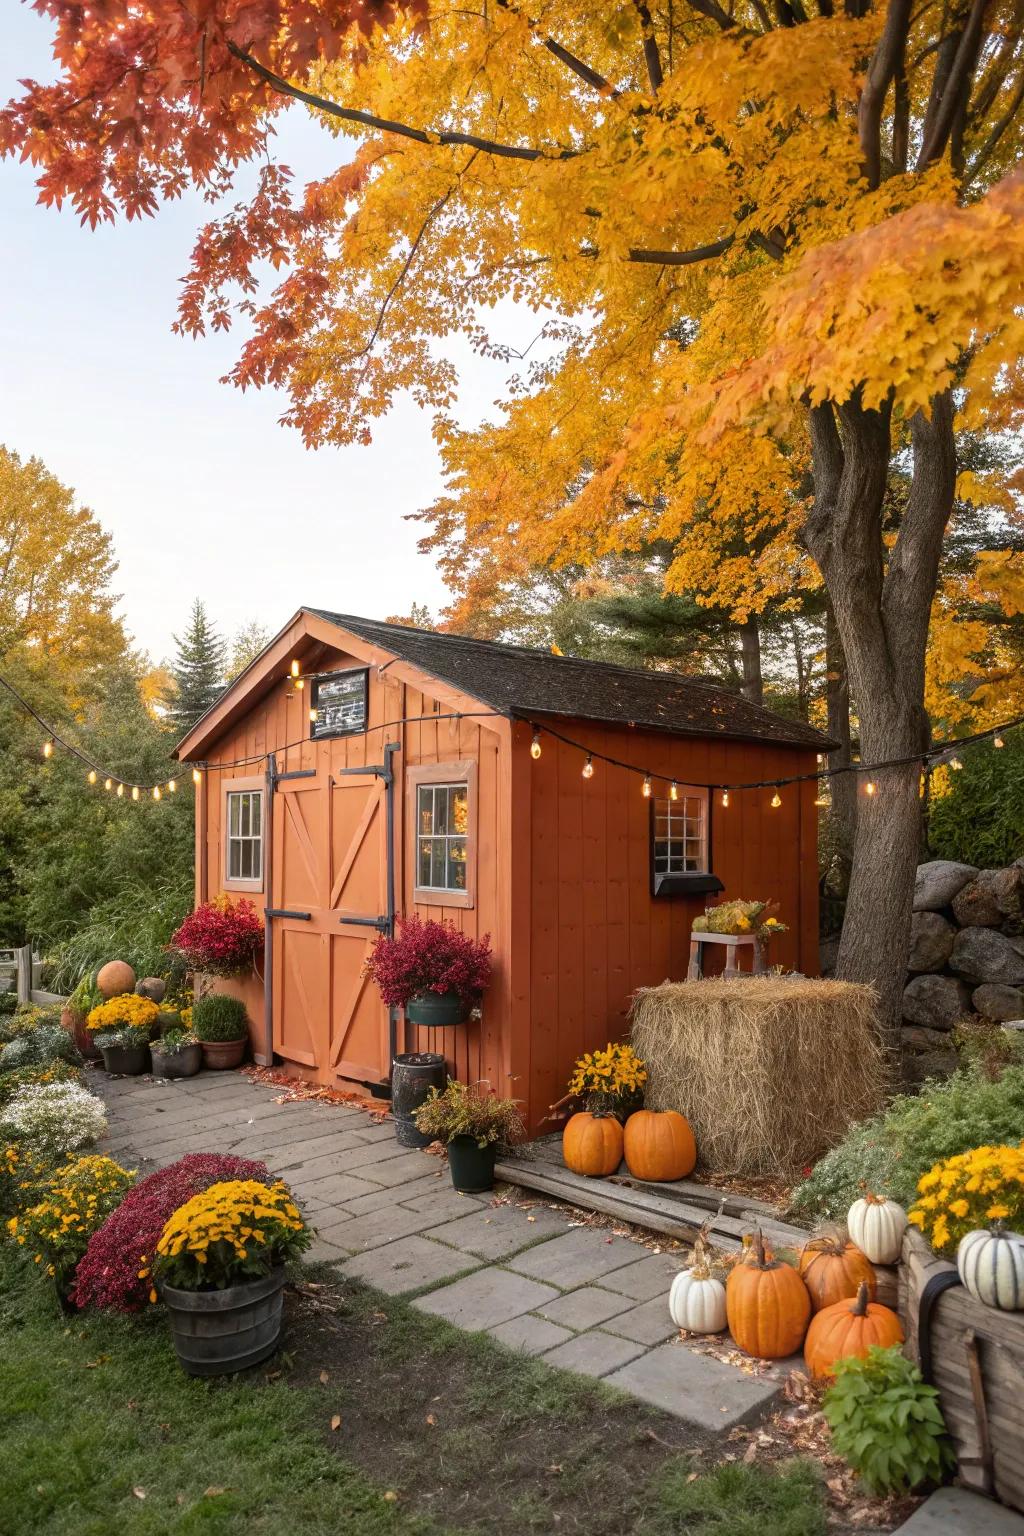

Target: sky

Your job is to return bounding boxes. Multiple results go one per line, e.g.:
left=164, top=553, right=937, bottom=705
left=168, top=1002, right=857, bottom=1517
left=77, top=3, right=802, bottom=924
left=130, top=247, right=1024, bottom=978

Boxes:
left=0, top=6, right=529, bottom=666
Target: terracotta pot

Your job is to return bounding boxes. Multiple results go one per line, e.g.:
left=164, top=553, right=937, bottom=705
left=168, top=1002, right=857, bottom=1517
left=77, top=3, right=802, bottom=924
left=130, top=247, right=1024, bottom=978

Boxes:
left=64, top=1006, right=101, bottom=1062
left=198, top=1037, right=247, bottom=1071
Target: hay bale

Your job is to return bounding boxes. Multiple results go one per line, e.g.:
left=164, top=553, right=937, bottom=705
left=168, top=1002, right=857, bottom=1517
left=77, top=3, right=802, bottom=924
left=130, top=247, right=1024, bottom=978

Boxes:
left=630, top=976, right=884, bottom=1177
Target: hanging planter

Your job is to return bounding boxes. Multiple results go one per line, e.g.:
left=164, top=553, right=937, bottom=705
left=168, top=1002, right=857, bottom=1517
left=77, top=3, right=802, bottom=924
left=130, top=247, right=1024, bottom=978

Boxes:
left=365, top=916, right=492, bottom=1029
left=405, top=991, right=470, bottom=1028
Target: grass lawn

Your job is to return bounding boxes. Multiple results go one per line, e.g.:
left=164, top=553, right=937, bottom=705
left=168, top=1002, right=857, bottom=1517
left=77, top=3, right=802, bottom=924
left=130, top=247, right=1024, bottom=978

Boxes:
left=0, top=1245, right=850, bottom=1536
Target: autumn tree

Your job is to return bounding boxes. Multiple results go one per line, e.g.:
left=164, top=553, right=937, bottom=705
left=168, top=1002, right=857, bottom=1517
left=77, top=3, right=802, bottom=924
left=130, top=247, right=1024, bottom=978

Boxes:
left=7, top=0, right=1024, bottom=1056
left=228, top=620, right=272, bottom=680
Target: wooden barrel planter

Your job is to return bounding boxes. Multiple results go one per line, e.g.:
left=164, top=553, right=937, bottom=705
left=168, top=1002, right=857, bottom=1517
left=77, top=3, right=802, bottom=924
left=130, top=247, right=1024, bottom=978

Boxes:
left=161, top=1269, right=287, bottom=1376
left=899, top=1225, right=1024, bottom=1513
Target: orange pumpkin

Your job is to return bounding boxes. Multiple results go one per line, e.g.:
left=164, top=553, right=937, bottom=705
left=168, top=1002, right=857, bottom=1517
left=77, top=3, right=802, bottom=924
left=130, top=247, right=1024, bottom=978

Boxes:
left=562, top=1112, right=624, bottom=1178
left=798, top=1231, right=877, bottom=1313
left=804, top=1281, right=904, bottom=1379
left=623, top=1109, right=696, bottom=1182
left=726, top=1229, right=812, bottom=1359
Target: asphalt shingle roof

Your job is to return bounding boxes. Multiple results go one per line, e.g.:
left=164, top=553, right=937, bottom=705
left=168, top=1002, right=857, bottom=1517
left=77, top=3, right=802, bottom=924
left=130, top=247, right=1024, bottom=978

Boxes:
left=311, top=611, right=831, bottom=751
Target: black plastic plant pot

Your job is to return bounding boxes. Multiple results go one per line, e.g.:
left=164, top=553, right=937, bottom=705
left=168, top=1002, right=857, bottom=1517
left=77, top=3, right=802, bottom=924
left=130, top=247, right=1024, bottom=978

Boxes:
left=100, top=1042, right=150, bottom=1076
left=391, top=1052, right=448, bottom=1147
left=447, top=1134, right=497, bottom=1194
left=405, top=990, right=470, bottom=1028
left=161, top=1268, right=286, bottom=1377
left=150, top=1043, right=203, bottom=1080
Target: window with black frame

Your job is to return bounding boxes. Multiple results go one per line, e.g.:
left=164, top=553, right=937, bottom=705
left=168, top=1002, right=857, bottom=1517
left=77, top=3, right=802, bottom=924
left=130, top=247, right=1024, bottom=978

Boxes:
left=650, top=786, right=723, bottom=897
left=310, top=669, right=368, bottom=738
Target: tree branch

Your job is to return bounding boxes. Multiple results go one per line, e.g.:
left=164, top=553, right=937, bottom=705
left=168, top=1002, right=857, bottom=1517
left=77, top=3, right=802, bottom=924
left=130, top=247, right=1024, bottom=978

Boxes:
left=626, top=236, right=734, bottom=264
left=493, top=0, right=619, bottom=97
left=858, top=0, right=912, bottom=188
left=228, top=43, right=578, bottom=161
left=917, top=0, right=989, bottom=169
left=966, top=69, right=1024, bottom=182
left=633, top=0, right=665, bottom=92
left=679, top=0, right=744, bottom=29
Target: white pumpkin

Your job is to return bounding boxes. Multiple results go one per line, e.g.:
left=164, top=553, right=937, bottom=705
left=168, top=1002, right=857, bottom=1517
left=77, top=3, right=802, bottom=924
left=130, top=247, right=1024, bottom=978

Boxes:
left=847, top=1194, right=907, bottom=1264
left=669, top=1266, right=727, bottom=1334
left=958, top=1228, right=1024, bottom=1311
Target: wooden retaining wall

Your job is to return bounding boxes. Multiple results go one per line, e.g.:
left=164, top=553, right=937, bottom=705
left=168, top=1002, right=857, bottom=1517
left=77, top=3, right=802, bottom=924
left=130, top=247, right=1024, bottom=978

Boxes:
left=899, top=1226, right=1024, bottom=1513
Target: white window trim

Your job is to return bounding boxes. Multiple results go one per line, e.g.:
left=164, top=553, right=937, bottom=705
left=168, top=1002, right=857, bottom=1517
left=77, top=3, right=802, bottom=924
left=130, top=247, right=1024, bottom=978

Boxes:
left=406, top=759, right=477, bottom=910
left=222, top=776, right=265, bottom=893
left=653, top=785, right=710, bottom=876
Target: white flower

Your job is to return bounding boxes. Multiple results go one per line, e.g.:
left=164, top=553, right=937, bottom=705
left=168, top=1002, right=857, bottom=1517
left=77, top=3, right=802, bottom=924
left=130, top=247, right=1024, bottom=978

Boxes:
left=0, top=1082, right=108, bottom=1157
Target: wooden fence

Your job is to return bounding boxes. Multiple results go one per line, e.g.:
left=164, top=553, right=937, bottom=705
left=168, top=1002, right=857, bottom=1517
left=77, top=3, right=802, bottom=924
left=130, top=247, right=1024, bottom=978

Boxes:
left=0, top=944, right=65, bottom=1007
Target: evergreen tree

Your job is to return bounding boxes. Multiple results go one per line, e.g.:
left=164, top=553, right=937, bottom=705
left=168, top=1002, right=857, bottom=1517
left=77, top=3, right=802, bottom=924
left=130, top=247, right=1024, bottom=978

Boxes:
left=167, top=600, right=226, bottom=728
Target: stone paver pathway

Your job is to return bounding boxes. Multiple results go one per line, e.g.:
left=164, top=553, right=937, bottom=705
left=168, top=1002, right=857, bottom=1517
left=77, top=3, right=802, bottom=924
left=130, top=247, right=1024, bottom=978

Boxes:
left=95, top=1067, right=785, bottom=1433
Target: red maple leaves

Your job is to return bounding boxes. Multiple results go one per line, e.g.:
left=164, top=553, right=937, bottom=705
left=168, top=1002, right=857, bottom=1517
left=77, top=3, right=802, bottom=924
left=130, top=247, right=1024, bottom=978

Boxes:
left=1, top=0, right=418, bottom=226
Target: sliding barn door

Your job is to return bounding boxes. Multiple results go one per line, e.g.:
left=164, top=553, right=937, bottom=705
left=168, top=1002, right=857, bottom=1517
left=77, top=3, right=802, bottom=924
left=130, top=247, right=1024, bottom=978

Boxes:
left=270, top=763, right=393, bottom=1085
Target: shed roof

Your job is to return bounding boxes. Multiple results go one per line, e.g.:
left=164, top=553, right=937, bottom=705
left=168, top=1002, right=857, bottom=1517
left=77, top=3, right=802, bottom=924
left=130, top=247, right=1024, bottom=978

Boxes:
left=308, top=610, right=831, bottom=751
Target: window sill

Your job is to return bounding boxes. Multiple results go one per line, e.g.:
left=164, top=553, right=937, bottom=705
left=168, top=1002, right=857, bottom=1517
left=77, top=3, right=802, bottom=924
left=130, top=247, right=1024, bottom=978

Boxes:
left=223, top=879, right=265, bottom=895
left=652, top=872, right=725, bottom=899
left=414, top=886, right=474, bottom=910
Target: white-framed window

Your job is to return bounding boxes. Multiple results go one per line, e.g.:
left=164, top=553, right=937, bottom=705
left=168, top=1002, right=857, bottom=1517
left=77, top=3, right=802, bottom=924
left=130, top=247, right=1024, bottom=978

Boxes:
left=653, top=788, right=709, bottom=877
left=226, top=788, right=263, bottom=885
left=415, top=781, right=469, bottom=893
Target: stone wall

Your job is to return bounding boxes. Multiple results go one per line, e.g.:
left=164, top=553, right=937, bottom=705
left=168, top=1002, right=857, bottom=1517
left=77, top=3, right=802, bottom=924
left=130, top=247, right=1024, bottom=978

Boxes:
left=902, top=859, right=1024, bottom=1081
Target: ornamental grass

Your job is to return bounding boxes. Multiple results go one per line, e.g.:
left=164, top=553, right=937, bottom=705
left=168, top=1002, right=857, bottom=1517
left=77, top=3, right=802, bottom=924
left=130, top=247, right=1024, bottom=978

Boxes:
left=631, top=976, right=884, bottom=1177
left=152, top=1179, right=311, bottom=1292
left=908, top=1142, right=1024, bottom=1256
left=74, top=1152, right=271, bottom=1311
left=7, top=1154, right=135, bottom=1282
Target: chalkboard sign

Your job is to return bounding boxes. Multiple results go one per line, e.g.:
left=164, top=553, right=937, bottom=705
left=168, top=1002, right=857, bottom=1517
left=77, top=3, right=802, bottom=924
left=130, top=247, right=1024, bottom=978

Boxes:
left=310, top=669, right=368, bottom=738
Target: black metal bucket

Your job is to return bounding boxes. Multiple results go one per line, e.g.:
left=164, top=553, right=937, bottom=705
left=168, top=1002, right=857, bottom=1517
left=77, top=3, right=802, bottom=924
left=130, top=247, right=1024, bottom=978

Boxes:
left=391, top=1051, right=447, bottom=1147
left=162, top=1268, right=286, bottom=1377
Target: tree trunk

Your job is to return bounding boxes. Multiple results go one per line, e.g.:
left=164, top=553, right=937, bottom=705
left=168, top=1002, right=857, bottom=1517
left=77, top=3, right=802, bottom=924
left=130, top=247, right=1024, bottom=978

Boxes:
left=824, top=602, right=856, bottom=896
left=739, top=618, right=763, bottom=704
left=804, top=391, right=956, bottom=1069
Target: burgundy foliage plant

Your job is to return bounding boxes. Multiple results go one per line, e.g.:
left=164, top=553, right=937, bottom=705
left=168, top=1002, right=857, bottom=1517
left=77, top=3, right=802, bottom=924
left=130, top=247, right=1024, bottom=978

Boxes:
left=366, top=916, right=492, bottom=1008
left=169, top=896, right=264, bottom=976
left=72, top=1152, right=270, bottom=1312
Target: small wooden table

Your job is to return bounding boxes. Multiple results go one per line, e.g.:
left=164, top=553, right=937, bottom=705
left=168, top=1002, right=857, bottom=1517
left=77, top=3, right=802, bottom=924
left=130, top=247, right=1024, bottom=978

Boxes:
left=687, top=931, right=766, bottom=980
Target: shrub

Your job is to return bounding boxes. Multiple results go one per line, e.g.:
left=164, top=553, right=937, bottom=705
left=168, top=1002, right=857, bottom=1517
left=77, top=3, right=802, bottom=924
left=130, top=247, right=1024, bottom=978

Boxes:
left=192, top=993, right=249, bottom=1041
left=0, top=1060, right=84, bottom=1109
left=366, top=915, right=492, bottom=1008
left=926, top=735, right=1024, bottom=869
left=909, top=1142, right=1024, bottom=1256
left=0, top=1141, right=54, bottom=1219
left=823, top=1346, right=954, bottom=1495
left=0, top=993, right=17, bottom=1018
left=793, top=1061, right=1024, bottom=1219
left=74, top=1152, right=271, bottom=1311
left=0, top=1015, right=78, bottom=1071
left=8, top=1154, right=135, bottom=1285
left=169, top=896, right=264, bottom=976
left=152, top=1179, right=310, bottom=1291
left=413, top=1080, right=526, bottom=1150
left=0, top=1082, right=108, bottom=1160
left=86, top=993, right=158, bottom=1034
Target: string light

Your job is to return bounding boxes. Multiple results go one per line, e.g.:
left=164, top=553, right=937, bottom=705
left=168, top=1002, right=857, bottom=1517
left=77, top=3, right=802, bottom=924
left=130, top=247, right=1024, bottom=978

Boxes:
left=192, top=768, right=202, bottom=785
left=530, top=729, right=542, bottom=760
left=116, top=783, right=125, bottom=799
left=770, top=789, right=782, bottom=808
left=642, top=775, right=652, bottom=798
left=949, top=755, right=963, bottom=770
left=582, top=754, right=594, bottom=779
left=864, top=780, right=877, bottom=796
left=309, top=707, right=319, bottom=724
left=131, top=785, right=140, bottom=802
left=814, top=793, right=830, bottom=807
left=87, top=769, right=97, bottom=785
left=104, top=778, right=113, bottom=792
left=290, top=659, right=300, bottom=678
left=669, top=781, right=679, bottom=802
left=720, top=789, right=729, bottom=808
left=42, top=739, right=54, bottom=759
left=168, top=779, right=177, bottom=793
left=152, top=785, right=161, bottom=801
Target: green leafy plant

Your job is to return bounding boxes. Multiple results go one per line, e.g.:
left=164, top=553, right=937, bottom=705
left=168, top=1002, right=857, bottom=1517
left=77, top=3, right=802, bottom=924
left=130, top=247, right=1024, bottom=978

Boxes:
left=153, top=1027, right=199, bottom=1055
left=92, top=1026, right=151, bottom=1051
left=0, top=1021, right=80, bottom=1074
left=67, top=972, right=103, bottom=1018
left=823, top=1346, right=954, bottom=1496
left=414, top=1079, right=526, bottom=1150
left=0, top=1059, right=84, bottom=1109
left=927, top=735, right=1024, bottom=868
left=793, top=1059, right=1024, bottom=1219
left=191, top=993, right=248, bottom=1042
left=0, top=993, right=17, bottom=1018
left=45, top=875, right=194, bottom=995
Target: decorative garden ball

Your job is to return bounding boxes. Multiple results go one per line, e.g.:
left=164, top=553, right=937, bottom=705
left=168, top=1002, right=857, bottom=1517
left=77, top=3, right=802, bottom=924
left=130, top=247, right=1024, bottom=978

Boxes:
left=96, top=960, right=137, bottom=999
left=136, top=977, right=167, bottom=1003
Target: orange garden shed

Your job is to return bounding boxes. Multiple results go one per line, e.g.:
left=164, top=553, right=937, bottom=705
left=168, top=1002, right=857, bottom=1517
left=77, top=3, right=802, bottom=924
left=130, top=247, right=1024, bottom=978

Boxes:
left=175, top=610, right=829, bottom=1133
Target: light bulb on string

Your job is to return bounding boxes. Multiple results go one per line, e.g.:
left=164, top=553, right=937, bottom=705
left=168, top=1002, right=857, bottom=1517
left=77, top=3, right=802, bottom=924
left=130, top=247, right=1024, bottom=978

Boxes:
left=669, top=781, right=679, bottom=802
left=168, top=780, right=176, bottom=793
left=994, top=735, right=1005, bottom=749
left=293, top=677, right=304, bottom=692
left=720, top=789, right=729, bottom=808
left=814, top=793, right=830, bottom=808
left=642, top=775, right=652, bottom=798
left=192, top=768, right=202, bottom=785
left=131, top=785, right=140, bottom=802
left=309, top=707, right=319, bottom=724
left=582, top=754, right=594, bottom=780
left=42, top=739, right=54, bottom=759
left=290, top=659, right=300, bottom=678
left=87, top=769, right=97, bottom=785
left=116, top=783, right=125, bottom=798
left=104, top=778, right=113, bottom=792
left=530, top=730, right=542, bottom=760
left=770, top=789, right=782, bottom=808
left=864, top=780, right=877, bottom=796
